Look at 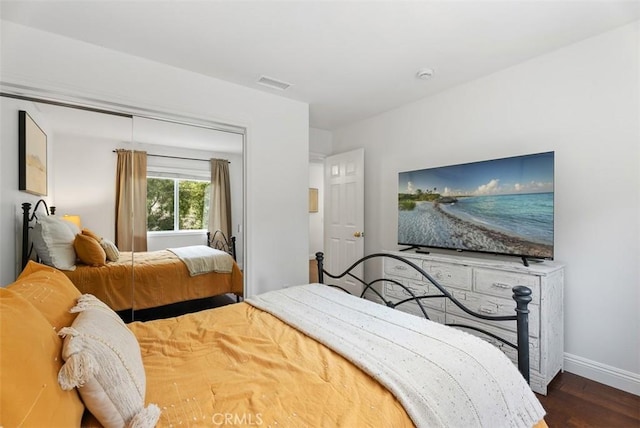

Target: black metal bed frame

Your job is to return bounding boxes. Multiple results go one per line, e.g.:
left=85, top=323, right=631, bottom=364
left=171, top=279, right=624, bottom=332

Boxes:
left=21, top=200, right=55, bottom=269
left=315, top=251, right=532, bottom=383
left=206, top=230, right=237, bottom=261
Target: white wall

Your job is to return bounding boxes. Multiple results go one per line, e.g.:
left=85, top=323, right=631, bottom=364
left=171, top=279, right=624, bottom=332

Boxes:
left=0, top=21, right=310, bottom=295
left=332, top=22, right=639, bottom=394
left=309, top=127, right=332, bottom=157
left=52, top=130, right=128, bottom=242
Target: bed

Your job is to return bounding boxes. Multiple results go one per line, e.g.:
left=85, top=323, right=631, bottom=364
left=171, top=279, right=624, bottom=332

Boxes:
left=1, top=253, right=546, bottom=428
left=20, top=200, right=243, bottom=314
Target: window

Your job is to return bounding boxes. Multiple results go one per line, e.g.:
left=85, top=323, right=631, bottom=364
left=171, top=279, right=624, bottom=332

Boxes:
left=147, top=177, right=210, bottom=232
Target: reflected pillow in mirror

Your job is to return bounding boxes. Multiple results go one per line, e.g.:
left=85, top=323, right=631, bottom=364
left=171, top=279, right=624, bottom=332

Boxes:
left=82, top=228, right=102, bottom=242
left=74, top=234, right=107, bottom=266
left=32, top=216, right=77, bottom=271
left=100, top=239, right=120, bottom=262
left=62, top=218, right=81, bottom=236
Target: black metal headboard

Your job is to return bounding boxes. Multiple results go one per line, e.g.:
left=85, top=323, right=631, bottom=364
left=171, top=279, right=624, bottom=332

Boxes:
left=21, top=200, right=55, bottom=270
left=206, top=229, right=237, bottom=261
left=315, top=251, right=532, bottom=383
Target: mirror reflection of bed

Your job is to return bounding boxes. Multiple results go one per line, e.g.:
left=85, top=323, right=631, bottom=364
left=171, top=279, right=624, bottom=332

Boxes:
left=20, top=100, right=245, bottom=321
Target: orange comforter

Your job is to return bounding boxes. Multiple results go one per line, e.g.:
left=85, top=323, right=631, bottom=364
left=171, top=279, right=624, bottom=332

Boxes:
left=64, top=250, right=243, bottom=311
left=129, top=302, right=413, bottom=427
left=123, top=302, right=547, bottom=428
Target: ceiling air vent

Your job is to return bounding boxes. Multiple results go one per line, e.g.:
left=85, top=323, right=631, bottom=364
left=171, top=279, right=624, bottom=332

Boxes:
left=256, top=75, right=292, bottom=91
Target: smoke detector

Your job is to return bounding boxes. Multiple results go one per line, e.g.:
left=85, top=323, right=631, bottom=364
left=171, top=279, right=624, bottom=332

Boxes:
left=416, top=68, right=435, bottom=80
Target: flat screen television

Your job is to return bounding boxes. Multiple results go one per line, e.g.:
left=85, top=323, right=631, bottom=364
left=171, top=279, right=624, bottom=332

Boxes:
left=398, top=151, right=554, bottom=261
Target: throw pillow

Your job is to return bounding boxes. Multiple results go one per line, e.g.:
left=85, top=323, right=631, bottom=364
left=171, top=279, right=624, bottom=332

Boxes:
left=74, top=234, right=107, bottom=266
left=57, top=295, right=160, bottom=428
left=0, top=288, right=84, bottom=427
left=100, top=238, right=120, bottom=262
left=82, top=228, right=102, bottom=242
left=32, top=216, right=77, bottom=271
left=62, top=218, right=81, bottom=236
left=11, top=261, right=81, bottom=330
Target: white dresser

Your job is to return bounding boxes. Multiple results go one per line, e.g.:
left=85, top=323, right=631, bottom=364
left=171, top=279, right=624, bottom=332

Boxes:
left=381, top=250, right=564, bottom=395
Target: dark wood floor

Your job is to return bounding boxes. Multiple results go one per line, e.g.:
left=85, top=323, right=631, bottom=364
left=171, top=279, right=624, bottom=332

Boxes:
left=538, top=371, right=640, bottom=427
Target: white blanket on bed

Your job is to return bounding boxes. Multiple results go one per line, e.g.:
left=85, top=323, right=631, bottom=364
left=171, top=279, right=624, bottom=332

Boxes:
left=167, top=245, right=233, bottom=276
left=246, top=284, right=545, bottom=428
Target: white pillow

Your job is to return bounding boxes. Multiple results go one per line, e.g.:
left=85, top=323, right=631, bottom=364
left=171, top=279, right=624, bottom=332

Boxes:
left=32, top=216, right=77, bottom=271
left=100, top=238, right=120, bottom=262
left=57, top=295, right=160, bottom=428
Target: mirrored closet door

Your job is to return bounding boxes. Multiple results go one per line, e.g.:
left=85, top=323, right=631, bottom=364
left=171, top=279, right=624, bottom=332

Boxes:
left=129, top=116, right=244, bottom=320
left=2, top=98, right=137, bottom=311
left=3, top=94, right=245, bottom=321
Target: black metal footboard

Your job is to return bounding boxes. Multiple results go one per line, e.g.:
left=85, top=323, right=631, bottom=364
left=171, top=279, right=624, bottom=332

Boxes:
left=206, top=229, right=237, bottom=261
left=315, top=252, right=532, bottom=383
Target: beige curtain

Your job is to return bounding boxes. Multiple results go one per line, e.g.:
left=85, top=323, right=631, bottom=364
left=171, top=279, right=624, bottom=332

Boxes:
left=115, top=150, right=148, bottom=251
left=209, top=159, right=231, bottom=239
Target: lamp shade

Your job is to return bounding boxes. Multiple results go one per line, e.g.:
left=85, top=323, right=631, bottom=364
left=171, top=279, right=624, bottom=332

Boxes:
left=62, top=215, right=82, bottom=230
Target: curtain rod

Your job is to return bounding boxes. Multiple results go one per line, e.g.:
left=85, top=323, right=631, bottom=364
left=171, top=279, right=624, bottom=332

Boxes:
left=113, top=150, right=229, bottom=163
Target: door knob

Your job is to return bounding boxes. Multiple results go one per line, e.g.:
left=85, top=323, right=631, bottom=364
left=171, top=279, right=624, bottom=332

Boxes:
left=353, top=231, right=364, bottom=238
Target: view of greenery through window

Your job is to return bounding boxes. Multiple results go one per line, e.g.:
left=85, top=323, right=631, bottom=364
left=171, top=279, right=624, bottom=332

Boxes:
left=147, top=177, right=210, bottom=231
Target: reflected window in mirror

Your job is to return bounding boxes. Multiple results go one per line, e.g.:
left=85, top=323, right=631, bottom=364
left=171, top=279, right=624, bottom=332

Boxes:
left=147, top=177, right=211, bottom=232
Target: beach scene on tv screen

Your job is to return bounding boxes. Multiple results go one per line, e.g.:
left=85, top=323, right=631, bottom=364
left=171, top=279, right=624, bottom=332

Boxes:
left=398, top=152, right=554, bottom=259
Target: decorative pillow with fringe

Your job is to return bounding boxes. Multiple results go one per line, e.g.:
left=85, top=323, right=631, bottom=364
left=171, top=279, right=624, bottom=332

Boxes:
left=57, top=294, right=160, bottom=428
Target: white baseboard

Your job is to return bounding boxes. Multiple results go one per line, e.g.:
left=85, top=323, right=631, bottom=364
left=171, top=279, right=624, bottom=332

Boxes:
left=564, top=353, right=640, bottom=396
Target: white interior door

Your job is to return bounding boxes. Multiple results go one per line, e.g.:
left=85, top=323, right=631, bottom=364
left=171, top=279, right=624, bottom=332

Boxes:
left=324, top=148, right=365, bottom=294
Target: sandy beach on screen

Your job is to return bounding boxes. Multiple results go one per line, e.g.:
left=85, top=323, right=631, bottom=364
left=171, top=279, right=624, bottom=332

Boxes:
left=399, top=201, right=552, bottom=259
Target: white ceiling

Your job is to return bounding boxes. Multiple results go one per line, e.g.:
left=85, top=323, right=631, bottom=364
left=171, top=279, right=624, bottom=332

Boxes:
left=1, top=1, right=639, bottom=131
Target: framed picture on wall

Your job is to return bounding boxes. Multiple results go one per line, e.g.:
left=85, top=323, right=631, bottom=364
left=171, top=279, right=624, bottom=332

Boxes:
left=19, top=110, right=48, bottom=196
left=309, top=188, right=319, bottom=213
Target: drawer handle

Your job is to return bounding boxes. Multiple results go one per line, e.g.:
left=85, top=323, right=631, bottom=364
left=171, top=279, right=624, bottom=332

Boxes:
left=479, top=306, right=497, bottom=314
left=492, top=282, right=511, bottom=289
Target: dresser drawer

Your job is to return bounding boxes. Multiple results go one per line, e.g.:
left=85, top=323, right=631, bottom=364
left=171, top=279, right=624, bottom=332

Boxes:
left=384, top=281, right=446, bottom=312
left=423, top=261, right=472, bottom=290
left=384, top=257, right=424, bottom=280
left=474, top=269, right=540, bottom=303
left=445, top=295, right=540, bottom=338
left=446, top=314, right=540, bottom=372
